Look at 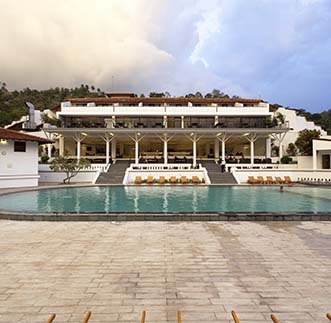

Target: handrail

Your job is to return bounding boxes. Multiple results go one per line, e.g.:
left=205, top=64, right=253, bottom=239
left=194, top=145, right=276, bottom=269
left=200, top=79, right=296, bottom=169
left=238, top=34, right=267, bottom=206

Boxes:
left=45, top=314, right=56, bottom=323
left=141, top=310, right=146, bottom=323
left=177, top=310, right=182, bottom=323
left=231, top=310, right=240, bottom=323
left=271, top=314, right=280, bottom=323
left=82, top=311, right=91, bottom=323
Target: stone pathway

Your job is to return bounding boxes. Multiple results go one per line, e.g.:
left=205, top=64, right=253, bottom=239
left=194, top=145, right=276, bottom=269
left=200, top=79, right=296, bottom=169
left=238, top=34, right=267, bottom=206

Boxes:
left=0, top=221, right=330, bottom=323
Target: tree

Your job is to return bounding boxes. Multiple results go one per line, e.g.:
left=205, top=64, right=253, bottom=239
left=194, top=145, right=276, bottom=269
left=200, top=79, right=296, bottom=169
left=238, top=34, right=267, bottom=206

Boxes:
left=50, top=157, right=91, bottom=184
left=42, top=113, right=62, bottom=127
left=286, top=143, right=297, bottom=156
left=149, top=92, right=165, bottom=97
left=274, top=112, right=285, bottom=125
left=295, top=129, right=320, bottom=156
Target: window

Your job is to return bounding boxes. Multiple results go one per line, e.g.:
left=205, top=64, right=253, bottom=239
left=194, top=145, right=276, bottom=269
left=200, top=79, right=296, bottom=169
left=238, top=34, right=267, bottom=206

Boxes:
left=14, top=141, right=26, bottom=152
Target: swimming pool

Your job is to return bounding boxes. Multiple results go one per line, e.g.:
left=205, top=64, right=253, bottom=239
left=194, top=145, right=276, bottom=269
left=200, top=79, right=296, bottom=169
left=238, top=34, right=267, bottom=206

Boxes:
left=0, top=186, right=331, bottom=213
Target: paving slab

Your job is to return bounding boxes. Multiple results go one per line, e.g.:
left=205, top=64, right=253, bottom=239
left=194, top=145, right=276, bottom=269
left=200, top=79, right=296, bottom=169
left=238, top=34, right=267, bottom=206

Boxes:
left=0, top=221, right=330, bottom=323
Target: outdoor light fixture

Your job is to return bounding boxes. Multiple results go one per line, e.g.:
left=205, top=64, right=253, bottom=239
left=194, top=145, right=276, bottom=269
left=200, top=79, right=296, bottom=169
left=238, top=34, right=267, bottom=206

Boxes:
left=0, top=139, right=8, bottom=144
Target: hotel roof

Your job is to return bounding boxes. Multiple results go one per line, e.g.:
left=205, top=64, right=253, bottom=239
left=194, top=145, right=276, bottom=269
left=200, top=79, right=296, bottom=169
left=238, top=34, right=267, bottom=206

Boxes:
left=65, top=97, right=263, bottom=105
left=0, top=128, right=52, bottom=143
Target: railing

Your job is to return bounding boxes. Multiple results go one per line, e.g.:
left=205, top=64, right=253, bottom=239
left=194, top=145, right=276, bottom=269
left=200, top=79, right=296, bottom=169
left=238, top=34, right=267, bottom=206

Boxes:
left=130, top=163, right=201, bottom=171
left=228, top=163, right=298, bottom=171
left=38, top=163, right=108, bottom=172
left=37, top=310, right=331, bottom=323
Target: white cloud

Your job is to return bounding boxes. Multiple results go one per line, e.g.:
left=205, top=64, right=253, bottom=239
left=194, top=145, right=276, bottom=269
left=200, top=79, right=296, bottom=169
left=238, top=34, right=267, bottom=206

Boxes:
left=0, top=0, right=330, bottom=111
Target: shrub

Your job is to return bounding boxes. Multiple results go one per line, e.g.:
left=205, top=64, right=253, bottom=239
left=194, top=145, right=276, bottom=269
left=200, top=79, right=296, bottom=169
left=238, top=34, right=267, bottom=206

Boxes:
left=280, top=155, right=293, bottom=164
left=40, top=155, right=49, bottom=163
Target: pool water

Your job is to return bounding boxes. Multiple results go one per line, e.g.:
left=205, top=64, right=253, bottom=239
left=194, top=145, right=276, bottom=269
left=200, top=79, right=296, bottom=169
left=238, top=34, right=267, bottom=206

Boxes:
left=0, top=186, right=331, bottom=213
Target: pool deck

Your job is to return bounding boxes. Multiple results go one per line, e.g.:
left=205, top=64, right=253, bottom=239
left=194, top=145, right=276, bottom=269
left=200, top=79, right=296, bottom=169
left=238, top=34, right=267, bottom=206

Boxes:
left=0, top=221, right=330, bottom=323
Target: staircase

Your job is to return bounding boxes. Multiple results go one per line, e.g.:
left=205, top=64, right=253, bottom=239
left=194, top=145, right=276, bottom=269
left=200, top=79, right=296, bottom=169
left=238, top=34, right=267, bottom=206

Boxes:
left=200, top=160, right=238, bottom=184
left=95, top=160, right=131, bottom=184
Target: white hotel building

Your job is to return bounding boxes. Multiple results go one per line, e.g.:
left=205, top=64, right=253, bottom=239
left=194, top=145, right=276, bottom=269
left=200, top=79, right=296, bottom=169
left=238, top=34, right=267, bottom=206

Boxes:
left=47, top=95, right=288, bottom=162
left=42, top=93, right=330, bottom=184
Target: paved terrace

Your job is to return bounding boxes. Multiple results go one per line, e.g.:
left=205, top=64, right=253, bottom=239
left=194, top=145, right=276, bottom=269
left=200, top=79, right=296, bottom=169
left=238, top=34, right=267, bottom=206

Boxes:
left=0, top=221, right=330, bottom=323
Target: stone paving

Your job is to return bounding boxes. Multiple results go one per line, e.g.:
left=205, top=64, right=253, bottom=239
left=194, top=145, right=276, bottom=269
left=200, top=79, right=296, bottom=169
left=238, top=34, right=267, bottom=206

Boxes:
left=0, top=221, right=330, bottom=323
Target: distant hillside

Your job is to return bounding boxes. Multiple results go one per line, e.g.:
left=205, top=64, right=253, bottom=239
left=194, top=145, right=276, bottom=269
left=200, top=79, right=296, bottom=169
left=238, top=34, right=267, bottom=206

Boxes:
left=0, top=83, right=330, bottom=134
left=0, top=83, right=105, bottom=127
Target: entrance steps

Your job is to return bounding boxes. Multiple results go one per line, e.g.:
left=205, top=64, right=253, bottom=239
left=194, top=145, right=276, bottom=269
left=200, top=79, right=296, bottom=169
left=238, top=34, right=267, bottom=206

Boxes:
left=95, top=160, right=131, bottom=184
left=200, top=160, right=238, bottom=184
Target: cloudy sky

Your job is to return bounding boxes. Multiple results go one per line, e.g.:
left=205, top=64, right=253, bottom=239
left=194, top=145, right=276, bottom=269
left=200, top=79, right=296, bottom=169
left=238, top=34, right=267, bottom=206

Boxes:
left=0, top=0, right=330, bottom=112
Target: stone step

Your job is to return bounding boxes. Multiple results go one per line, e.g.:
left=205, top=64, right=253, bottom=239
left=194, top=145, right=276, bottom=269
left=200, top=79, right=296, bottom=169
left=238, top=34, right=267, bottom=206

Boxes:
left=201, top=161, right=238, bottom=184
left=95, top=160, right=131, bottom=184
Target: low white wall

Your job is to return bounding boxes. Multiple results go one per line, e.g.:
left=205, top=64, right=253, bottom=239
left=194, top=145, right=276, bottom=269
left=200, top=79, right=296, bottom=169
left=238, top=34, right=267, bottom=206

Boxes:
left=0, top=175, right=39, bottom=188
left=39, top=171, right=97, bottom=183
left=233, top=169, right=331, bottom=184
left=296, top=156, right=313, bottom=169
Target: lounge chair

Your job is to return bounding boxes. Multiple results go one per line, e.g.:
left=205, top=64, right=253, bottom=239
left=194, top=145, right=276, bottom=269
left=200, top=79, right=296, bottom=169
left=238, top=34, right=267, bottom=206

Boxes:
left=170, top=176, right=177, bottom=184
left=266, top=176, right=275, bottom=184
left=181, top=176, right=188, bottom=184
left=158, top=176, right=165, bottom=184
left=147, top=176, right=154, bottom=184
left=257, top=176, right=265, bottom=184
left=247, top=176, right=258, bottom=184
left=284, top=176, right=292, bottom=184
left=134, top=176, right=142, bottom=184
left=275, top=176, right=285, bottom=184
left=192, top=176, right=200, bottom=184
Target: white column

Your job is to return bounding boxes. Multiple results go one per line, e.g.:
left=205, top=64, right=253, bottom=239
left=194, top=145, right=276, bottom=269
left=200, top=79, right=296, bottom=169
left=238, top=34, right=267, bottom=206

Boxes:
left=214, top=138, right=219, bottom=159
left=221, top=140, right=226, bottom=163
left=313, top=148, right=317, bottom=170
left=163, top=140, right=168, bottom=164
left=279, top=143, right=283, bottom=161
left=135, top=140, right=139, bottom=164
left=163, top=116, right=167, bottom=128
left=250, top=140, right=254, bottom=165
left=59, top=136, right=64, bottom=156
left=181, top=116, right=184, bottom=128
left=106, top=140, right=110, bottom=164
left=111, top=139, right=117, bottom=159
left=266, top=137, right=271, bottom=159
left=77, top=140, right=81, bottom=161
left=47, top=144, right=52, bottom=158
left=193, top=140, right=197, bottom=167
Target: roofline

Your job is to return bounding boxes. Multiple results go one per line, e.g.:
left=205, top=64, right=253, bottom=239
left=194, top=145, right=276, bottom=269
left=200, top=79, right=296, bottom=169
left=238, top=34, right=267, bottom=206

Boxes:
left=64, top=97, right=264, bottom=104
left=0, top=128, right=53, bottom=144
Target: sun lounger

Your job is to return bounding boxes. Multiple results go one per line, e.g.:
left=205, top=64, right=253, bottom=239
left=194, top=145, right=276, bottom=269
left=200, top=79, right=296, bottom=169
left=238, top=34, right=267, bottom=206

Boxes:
left=158, top=176, right=165, bottom=184
left=275, top=176, right=285, bottom=184
left=247, top=176, right=258, bottom=184
left=257, top=176, right=265, bottom=184
left=181, top=176, right=188, bottom=184
left=170, top=176, right=177, bottom=184
left=147, top=176, right=154, bottom=184
left=266, top=176, right=275, bottom=184
left=134, top=176, right=142, bottom=184
left=192, top=176, right=200, bottom=184
left=284, top=176, right=292, bottom=184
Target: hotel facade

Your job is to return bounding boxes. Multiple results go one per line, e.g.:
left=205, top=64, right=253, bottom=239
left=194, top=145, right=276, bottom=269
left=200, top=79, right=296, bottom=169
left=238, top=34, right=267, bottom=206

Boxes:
left=46, top=94, right=290, bottom=168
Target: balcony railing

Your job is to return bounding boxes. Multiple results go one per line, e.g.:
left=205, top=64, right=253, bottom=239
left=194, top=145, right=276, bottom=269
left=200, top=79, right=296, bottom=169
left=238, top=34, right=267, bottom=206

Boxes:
left=62, top=121, right=289, bottom=129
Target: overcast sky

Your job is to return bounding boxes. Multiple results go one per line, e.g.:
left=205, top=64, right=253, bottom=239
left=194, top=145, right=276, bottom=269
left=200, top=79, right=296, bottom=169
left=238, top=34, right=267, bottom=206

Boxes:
left=0, top=0, right=330, bottom=112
